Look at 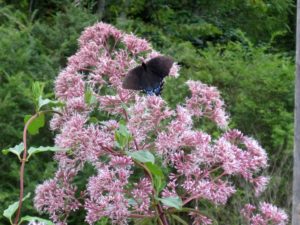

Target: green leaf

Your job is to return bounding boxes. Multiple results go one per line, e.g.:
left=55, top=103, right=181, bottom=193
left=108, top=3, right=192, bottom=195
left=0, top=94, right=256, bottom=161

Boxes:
left=32, top=82, right=44, bottom=101
left=28, top=146, right=64, bottom=159
left=127, top=198, right=137, bottom=206
left=2, top=143, right=24, bottom=160
left=38, top=97, right=52, bottom=109
left=89, top=117, right=99, bottom=124
left=153, top=175, right=166, bottom=193
left=95, top=217, right=109, bottom=225
left=158, top=196, right=183, bottom=210
left=127, top=150, right=155, bottom=164
left=115, top=123, right=132, bottom=149
left=20, top=216, right=54, bottom=225
left=32, top=82, right=44, bottom=96
left=145, top=162, right=164, bottom=177
left=85, top=88, right=97, bottom=105
left=120, top=102, right=128, bottom=111
left=171, top=215, right=189, bottom=225
left=3, top=193, right=31, bottom=224
left=145, top=162, right=165, bottom=193
left=118, top=123, right=128, bottom=134
left=24, top=114, right=45, bottom=135
left=38, top=96, right=63, bottom=110
left=32, top=82, right=45, bottom=110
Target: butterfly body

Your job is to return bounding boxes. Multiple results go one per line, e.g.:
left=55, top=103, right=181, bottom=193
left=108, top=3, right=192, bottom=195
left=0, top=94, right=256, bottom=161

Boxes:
left=143, top=82, right=164, bottom=96
left=122, top=56, right=173, bottom=96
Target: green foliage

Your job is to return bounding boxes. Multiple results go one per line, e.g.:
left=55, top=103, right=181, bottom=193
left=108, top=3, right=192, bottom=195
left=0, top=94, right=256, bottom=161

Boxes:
left=163, top=41, right=294, bottom=223
left=0, top=0, right=295, bottom=224
left=0, top=3, right=97, bottom=224
left=0, top=4, right=97, bottom=149
left=2, top=143, right=24, bottom=161
left=27, top=146, right=64, bottom=160
left=145, top=162, right=166, bottom=193
left=19, top=216, right=54, bottom=225
left=115, top=122, right=133, bottom=149
left=165, top=41, right=294, bottom=155
left=158, top=196, right=183, bottom=210
left=127, top=150, right=155, bottom=164
left=3, top=193, right=30, bottom=224
left=105, top=0, right=294, bottom=49
left=24, top=114, right=45, bottom=136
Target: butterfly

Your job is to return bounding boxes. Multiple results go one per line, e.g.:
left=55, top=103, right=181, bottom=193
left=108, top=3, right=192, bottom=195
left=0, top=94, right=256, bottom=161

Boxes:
left=122, top=56, right=174, bottom=96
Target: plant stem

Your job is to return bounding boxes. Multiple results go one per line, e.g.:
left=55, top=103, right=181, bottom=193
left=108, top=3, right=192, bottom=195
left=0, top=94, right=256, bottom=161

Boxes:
left=13, top=113, right=38, bottom=225
left=120, top=103, right=169, bottom=225
left=13, top=110, right=62, bottom=225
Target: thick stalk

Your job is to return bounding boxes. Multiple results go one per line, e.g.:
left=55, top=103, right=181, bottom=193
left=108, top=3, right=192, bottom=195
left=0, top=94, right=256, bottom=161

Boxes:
left=13, top=113, right=38, bottom=225
left=13, top=110, right=62, bottom=225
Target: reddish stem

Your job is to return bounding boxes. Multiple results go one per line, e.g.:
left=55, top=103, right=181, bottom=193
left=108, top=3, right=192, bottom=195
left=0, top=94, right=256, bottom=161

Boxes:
left=129, top=213, right=156, bottom=218
left=119, top=105, right=169, bottom=225
left=13, top=113, right=38, bottom=225
left=13, top=110, right=62, bottom=225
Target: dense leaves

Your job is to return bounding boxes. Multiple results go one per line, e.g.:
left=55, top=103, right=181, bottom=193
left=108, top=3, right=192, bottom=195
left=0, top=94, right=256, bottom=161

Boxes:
left=0, top=0, right=295, bottom=224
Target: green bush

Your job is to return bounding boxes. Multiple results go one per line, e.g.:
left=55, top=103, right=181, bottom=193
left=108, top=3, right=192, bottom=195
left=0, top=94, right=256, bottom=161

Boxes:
left=0, top=1, right=295, bottom=224
left=0, top=4, right=97, bottom=224
left=163, top=41, right=294, bottom=222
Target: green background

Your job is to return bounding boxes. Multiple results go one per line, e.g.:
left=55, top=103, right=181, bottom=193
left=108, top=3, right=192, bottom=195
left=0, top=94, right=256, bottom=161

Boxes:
left=0, top=0, right=295, bottom=224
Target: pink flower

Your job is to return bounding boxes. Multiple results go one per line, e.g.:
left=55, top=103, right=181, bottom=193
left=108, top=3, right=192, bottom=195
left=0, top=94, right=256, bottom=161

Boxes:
left=55, top=114, right=87, bottom=149
left=155, top=106, right=192, bottom=158
left=169, top=62, right=180, bottom=77
left=131, top=178, right=152, bottom=213
left=189, top=212, right=213, bottom=225
left=79, top=22, right=122, bottom=48
left=243, top=137, right=268, bottom=171
left=55, top=69, right=85, bottom=100
left=123, top=33, right=150, bottom=54
left=252, top=176, right=270, bottom=197
left=66, top=97, right=88, bottom=112
left=35, top=22, right=287, bottom=225
left=67, top=42, right=100, bottom=70
left=185, top=80, right=228, bottom=128
left=259, top=202, right=288, bottom=225
left=34, top=179, right=80, bottom=223
left=85, top=156, right=132, bottom=224
left=241, top=203, right=288, bottom=225
left=128, top=95, right=173, bottom=146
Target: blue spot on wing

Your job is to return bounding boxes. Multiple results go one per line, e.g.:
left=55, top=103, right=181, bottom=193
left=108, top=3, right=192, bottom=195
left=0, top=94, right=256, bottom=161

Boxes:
left=143, top=82, right=163, bottom=96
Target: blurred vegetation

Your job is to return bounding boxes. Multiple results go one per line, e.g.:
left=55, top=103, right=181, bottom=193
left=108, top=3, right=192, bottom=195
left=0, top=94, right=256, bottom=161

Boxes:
left=0, top=0, right=295, bottom=224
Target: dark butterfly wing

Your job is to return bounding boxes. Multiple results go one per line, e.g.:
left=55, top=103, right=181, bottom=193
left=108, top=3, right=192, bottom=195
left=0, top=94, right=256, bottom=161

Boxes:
left=141, top=56, right=173, bottom=95
left=122, top=65, right=144, bottom=90
left=140, top=67, right=163, bottom=91
left=146, top=56, right=174, bottom=78
left=122, top=56, right=174, bottom=95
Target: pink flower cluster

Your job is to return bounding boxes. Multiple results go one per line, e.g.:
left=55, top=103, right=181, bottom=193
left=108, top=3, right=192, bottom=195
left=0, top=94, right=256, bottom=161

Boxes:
left=33, top=22, right=287, bottom=225
left=85, top=156, right=133, bottom=224
left=34, top=175, right=80, bottom=224
left=241, top=202, right=288, bottom=225
left=186, top=80, right=228, bottom=128
left=189, top=212, right=213, bottom=225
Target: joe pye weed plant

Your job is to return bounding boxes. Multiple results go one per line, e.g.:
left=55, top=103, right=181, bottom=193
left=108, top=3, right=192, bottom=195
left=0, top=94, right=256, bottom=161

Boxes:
left=2, top=23, right=288, bottom=225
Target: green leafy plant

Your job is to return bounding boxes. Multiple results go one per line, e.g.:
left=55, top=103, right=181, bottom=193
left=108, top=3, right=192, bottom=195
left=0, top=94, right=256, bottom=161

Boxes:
left=2, top=82, right=64, bottom=225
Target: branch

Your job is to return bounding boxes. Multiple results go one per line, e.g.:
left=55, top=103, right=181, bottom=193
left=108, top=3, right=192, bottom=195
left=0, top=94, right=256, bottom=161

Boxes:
left=13, top=110, right=62, bottom=225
